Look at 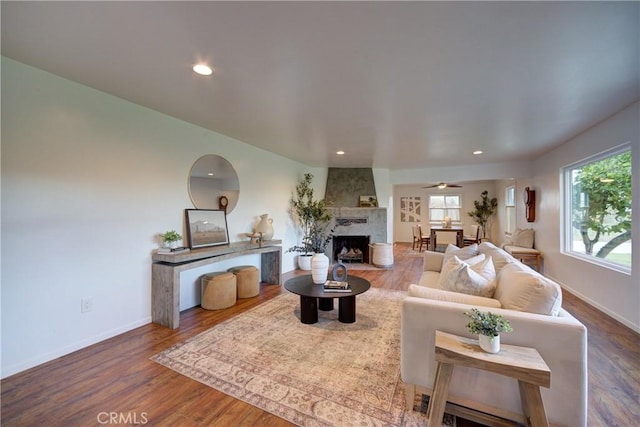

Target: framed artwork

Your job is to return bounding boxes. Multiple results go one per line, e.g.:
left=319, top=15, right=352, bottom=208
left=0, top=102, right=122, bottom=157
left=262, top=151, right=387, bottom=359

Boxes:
left=359, top=195, right=378, bottom=207
left=185, top=209, right=229, bottom=249
left=400, top=196, right=421, bottom=222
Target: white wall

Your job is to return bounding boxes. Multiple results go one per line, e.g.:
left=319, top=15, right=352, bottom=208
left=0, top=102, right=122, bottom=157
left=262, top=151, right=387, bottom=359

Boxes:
left=532, top=102, right=639, bottom=332
left=0, top=57, right=322, bottom=377
left=393, top=182, right=499, bottom=244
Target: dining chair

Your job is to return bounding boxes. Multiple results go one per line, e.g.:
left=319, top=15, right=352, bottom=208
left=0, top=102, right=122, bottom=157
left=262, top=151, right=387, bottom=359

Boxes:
left=463, top=224, right=481, bottom=246
left=417, top=225, right=431, bottom=251
left=412, top=225, right=421, bottom=251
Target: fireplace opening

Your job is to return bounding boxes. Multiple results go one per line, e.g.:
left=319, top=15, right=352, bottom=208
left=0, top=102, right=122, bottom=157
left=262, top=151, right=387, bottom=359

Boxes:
left=332, top=235, right=370, bottom=264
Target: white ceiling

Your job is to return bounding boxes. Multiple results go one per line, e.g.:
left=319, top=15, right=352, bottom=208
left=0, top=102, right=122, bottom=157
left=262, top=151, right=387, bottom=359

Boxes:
left=2, top=1, right=638, bottom=169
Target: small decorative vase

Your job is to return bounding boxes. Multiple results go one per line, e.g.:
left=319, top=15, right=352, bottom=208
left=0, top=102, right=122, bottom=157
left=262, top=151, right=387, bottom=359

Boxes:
left=164, top=240, right=180, bottom=249
left=298, top=254, right=313, bottom=271
left=479, top=334, right=500, bottom=353
left=311, top=252, right=330, bottom=284
left=255, top=214, right=274, bottom=241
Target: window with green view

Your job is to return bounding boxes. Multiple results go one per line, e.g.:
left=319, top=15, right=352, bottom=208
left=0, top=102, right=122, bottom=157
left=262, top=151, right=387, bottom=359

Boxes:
left=563, top=145, right=632, bottom=271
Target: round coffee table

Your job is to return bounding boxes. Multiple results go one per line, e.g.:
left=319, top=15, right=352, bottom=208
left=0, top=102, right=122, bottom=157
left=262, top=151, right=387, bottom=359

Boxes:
left=284, top=275, right=371, bottom=324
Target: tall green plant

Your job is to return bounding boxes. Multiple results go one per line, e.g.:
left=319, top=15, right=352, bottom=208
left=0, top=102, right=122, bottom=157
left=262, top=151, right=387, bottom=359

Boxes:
left=468, top=190, right=498, bottom=239
left=289, top=173, right=332, bottom=254
left=572, top=150, right=631, bottom=258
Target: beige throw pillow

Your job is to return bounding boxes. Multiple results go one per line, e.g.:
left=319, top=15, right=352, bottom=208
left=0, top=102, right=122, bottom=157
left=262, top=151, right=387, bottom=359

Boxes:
left=437, top=254, right=485, bottom=289
left=494, top=263, right=562, bottom=316
left=442, top=243, right=479, bottom=267
left=441, top=256, right=497, bottom=298
left=510, top=228, right=535, bottom=248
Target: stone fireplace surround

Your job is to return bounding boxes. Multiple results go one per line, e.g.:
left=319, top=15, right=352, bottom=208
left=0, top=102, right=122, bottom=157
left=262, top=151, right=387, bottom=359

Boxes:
left=326, top=207, right=387, bottom=264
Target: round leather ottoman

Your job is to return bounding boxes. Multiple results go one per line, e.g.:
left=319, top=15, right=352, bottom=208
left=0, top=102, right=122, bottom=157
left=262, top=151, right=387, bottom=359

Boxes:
left=201, top=272, right=237, bottom=310
left=228, top=265, right=260, bottom=298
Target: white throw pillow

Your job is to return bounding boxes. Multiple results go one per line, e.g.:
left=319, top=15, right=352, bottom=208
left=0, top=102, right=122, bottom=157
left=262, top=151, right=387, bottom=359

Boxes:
left=494, top=263, right=562, bottom=316
left=442, top=243, right=479, bottom=267
left=437, top=254, right=485, bottom=289
left=442, top=256, right=497, bottom=298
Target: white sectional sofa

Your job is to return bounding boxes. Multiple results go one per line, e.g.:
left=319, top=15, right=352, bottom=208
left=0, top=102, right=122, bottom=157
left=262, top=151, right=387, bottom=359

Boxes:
left=401, top=242, right=587, bottom=426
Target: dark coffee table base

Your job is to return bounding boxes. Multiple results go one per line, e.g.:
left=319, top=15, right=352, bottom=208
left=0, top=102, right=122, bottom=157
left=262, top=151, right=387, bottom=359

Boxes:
left=319, top=298, right=334, bottom=311
left=338, top=296, right=356, bottom=323
left=300, top=296, right=318, bottom=324
left=298, top=295, right=356, bottom=324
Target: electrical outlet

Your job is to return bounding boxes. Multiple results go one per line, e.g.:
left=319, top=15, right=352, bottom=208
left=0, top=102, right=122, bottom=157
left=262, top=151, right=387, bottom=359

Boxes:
left=81, top=297, right=93, bottom=313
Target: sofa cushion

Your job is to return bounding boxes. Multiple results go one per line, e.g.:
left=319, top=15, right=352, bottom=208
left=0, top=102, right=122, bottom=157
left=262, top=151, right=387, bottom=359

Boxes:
left=494, top=263, right=562, bottom=316
left=407, top=284, right=502, bottom=308
left=503, top=245, right=540, bottom=255
left=440, top=256, right=497, bottom=298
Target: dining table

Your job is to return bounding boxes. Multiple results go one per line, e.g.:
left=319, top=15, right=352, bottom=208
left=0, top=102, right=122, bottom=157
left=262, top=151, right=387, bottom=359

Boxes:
left=430, top=225, right=464, bottom=250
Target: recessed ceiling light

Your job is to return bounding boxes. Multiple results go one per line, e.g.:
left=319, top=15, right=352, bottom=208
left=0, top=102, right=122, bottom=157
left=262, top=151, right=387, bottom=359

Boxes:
left=473, top=150, right=483, bottom=155
left=193, top=64, right=213, bottom=76
left=336, top=150, right=345, bottom=155
left=207, top=173, right=214, bottom=176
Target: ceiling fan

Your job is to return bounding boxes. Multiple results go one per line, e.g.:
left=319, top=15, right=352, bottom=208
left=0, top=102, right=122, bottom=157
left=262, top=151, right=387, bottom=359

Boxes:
left=423, top=182, right=463, bottom=189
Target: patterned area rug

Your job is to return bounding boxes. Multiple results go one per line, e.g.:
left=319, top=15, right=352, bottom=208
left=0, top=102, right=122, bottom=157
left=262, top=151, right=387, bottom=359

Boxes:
left=152, top=287, right=454, bottom=426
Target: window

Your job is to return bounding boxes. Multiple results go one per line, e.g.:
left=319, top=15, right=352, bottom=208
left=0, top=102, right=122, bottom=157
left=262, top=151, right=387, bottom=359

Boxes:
left=429, top=194, right=461, bottom=223
left=505, top=186, right=516, bottom=236
left=563, top=145, right=632, bottom=270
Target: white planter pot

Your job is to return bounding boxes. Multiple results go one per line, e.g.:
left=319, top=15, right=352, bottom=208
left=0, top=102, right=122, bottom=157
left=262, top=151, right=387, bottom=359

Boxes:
left=478, top=334, right=500, bottom=353
left=298, top=254, right=313, bottom=271
left=165, top=240, right=181, bottom=249
left=311, top=253, right=330, bottom=284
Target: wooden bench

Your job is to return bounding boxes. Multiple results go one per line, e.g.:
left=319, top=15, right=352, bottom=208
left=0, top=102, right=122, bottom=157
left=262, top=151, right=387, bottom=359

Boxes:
left=503, top=245, right=542, bottom=272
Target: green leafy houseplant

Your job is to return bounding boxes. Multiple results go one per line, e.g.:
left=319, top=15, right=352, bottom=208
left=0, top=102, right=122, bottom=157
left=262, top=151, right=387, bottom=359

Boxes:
left=161, top=230, right=182, bottom=244
left=464, top=308, right=513, bottom=341
left=468, top=190, right=498, bottom=239
left=288, top=173, right=333, bottom=254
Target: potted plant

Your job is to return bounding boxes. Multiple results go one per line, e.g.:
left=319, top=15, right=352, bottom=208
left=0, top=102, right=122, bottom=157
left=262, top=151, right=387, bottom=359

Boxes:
left=468, top=190, right=498, bottom=240
left=161, top=230, right=182, bottom=249
left=464, top=308, right=513, bottom=353
left=288, top=173, right=333, bottom=272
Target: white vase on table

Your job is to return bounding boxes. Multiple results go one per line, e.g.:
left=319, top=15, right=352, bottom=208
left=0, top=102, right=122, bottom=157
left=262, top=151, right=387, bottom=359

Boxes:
left=311, top=253, right=330, bottom=284
left=478, top=334, right=500, bottom=353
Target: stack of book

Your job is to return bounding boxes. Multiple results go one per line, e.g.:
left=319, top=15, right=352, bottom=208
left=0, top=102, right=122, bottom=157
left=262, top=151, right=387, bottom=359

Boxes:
left=157, top=246, right=190, bottom=255
left=323, top=281, right=351, bottom=292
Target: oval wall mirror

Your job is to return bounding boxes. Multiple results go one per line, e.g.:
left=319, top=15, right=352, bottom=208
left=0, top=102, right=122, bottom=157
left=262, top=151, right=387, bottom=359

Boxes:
left=188, top=155, right=239, bottom=213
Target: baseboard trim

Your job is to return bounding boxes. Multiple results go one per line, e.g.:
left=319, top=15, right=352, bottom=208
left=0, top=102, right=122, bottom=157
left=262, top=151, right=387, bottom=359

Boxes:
left=546, top=274, right=640, bottom=334
left=1, top=316, right=152, bottom=379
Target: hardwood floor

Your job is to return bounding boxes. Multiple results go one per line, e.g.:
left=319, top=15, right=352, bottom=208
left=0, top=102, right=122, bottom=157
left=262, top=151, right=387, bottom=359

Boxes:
left=1, top=243, right=638, bottom=426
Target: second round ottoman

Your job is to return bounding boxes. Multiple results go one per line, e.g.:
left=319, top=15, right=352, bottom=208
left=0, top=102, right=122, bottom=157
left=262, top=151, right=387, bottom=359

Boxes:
left=228, top=265, right=260, bottom=298
left=201, top=272, right=237, bottom=310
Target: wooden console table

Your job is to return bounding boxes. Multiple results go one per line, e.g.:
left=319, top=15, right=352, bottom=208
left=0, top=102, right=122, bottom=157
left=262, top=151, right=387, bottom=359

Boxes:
left=427, top=331, right=551, bottom=427
left=151, top=240, right=282, bottom=329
